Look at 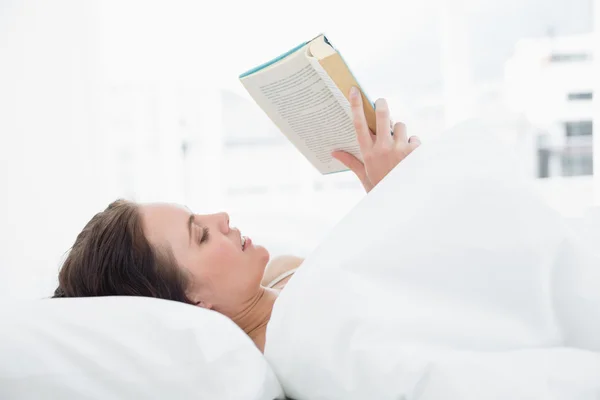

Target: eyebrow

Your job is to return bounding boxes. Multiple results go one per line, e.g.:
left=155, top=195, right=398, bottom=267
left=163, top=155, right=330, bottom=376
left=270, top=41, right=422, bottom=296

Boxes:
left=187, top=214, right=195, bottom=246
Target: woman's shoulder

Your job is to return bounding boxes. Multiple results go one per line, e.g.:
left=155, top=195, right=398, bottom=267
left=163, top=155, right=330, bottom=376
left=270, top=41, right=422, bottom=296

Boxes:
left=261, top=255, right=303, bottom=289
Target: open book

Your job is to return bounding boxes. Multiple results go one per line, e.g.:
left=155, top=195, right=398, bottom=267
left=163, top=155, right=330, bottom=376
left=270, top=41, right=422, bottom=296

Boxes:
left=239, top=34, right=376, bottom=174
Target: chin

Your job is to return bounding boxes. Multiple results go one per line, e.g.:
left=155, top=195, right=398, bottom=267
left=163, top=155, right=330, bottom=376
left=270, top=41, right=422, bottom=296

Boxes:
left=253, top=244, right=270, bottom=264
left=252, top=245, right=271, bottom=267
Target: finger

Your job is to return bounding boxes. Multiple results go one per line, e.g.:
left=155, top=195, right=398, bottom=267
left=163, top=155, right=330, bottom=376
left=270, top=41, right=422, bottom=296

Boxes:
left=375, top=98, right=393, bottom=147
left=332, top=151, right=370, bottom=189
left=349, top=87, right=373, bottom=151
left=393, top=122, right=408, bottom=143
left=408, top=135, right=421, bottom=150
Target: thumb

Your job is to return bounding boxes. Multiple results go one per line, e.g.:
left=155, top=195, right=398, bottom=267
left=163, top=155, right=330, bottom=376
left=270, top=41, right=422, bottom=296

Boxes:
left=332, top=151, right=372, bottom=192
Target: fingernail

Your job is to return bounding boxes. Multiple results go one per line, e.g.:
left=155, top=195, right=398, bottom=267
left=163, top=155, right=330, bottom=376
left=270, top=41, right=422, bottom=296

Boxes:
left=349, top=86, right=359, bottom=98
left=375, top=98, right=387, bottom=111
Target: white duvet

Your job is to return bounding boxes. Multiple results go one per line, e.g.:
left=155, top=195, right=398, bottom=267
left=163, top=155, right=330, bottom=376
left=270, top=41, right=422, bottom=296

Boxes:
left=265, top=120, right=600, bottom=400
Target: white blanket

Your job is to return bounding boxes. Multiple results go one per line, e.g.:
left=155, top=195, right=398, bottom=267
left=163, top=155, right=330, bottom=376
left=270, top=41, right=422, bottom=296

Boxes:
left=265, top=120, right=600, bottom=400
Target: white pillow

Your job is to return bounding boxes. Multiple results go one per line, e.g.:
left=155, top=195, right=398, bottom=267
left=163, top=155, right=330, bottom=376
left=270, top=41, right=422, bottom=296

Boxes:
left=0, top=296, right=284, bottom=400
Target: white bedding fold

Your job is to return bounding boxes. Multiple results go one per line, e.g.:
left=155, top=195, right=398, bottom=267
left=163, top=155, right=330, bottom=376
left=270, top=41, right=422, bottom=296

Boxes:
left=265, top=119, right=600, bottom=400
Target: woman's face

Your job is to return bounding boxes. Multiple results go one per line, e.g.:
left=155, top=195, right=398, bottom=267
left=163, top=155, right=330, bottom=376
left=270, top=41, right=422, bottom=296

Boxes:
left=139, top=203, right=270, bottom=312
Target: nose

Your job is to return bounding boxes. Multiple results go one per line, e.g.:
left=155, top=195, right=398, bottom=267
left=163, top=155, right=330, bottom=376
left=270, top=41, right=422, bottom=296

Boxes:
left=216, top=212, right=230, bottom=232
left=217, top=212, right=229, bottom=224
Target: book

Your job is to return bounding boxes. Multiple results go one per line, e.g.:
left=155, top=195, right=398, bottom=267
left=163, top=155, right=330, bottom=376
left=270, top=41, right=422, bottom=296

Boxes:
left=239, top=34, right=376, bottom=174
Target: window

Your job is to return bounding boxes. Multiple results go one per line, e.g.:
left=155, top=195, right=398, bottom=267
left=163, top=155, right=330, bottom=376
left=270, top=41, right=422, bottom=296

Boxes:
left=565, top=121, right=593, bottom=137
left=537, top=148, right=551, bottom=178
left=567, top=92, right=593, bottom=101
left=536, top=135, right=551, bottom=178
left=561, top=148, right=593, bottom=177
left=537, top=146, right=593, bottom=178
left=549, top=53, right=591, bottom=63
left=536, top=130, right=594, bottom=178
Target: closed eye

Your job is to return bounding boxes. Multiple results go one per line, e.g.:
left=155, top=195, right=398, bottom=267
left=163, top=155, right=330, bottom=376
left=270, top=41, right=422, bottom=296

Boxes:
left=197, top=226, right=209, bottom=245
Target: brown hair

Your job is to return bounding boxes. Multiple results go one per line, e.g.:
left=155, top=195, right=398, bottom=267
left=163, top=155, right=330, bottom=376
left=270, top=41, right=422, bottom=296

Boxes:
left=53, top=199, right=192, bottom=304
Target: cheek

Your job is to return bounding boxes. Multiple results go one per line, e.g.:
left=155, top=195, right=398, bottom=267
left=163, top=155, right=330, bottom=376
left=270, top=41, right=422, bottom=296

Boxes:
left=190, top=240, right=265, bottom=290
left=207, top=241, right=243, bottom=274
left=181, top=244, right=236, bottom=282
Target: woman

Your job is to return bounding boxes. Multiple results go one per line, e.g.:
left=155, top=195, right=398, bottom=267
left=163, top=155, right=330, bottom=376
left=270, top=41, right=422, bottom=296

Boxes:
left=53, top=87, right=421, bottom=352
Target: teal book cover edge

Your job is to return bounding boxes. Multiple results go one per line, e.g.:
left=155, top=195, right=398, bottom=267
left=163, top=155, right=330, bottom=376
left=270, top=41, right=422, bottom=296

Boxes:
left=239, top=34, right=375, bottom=107
left=239, top=40, right=308, bottom=79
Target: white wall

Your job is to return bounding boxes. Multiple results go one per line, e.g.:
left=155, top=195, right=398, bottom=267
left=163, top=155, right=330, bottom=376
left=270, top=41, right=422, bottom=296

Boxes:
left=594, top=0, right=600, bottom=204
left=439, top=0, right=477, bottom=128
left=0, top=1, right=110, bottom=299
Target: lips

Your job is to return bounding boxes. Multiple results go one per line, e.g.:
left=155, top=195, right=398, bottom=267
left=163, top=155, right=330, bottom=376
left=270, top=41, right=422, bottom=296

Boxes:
left=242, top=236, right=252, bottom=251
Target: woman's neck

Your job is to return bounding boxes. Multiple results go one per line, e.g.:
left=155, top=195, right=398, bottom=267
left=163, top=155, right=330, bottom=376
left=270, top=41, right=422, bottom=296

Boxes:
left=227, top=286, right=279, bottom=352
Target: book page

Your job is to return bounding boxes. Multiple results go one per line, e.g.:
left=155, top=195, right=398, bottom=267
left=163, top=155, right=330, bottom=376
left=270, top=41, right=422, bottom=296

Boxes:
left=240, top=48, right=361, bottom=174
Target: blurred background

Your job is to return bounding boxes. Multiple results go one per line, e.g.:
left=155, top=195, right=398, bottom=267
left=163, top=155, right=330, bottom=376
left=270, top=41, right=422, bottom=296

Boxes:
left=0, top=0, right=598, bottom=299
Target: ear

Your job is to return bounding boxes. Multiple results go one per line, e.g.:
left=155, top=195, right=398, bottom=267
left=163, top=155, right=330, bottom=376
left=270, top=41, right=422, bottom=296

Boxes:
left=186, top=288, right=212, bottom=310
left=194, top=300, right=213, bottom=310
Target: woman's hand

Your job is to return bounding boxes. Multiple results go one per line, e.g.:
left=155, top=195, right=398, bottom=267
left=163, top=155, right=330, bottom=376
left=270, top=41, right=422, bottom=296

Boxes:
left=332, top=87, right=421, bottom=193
